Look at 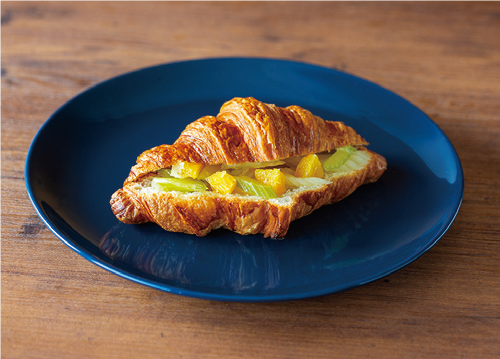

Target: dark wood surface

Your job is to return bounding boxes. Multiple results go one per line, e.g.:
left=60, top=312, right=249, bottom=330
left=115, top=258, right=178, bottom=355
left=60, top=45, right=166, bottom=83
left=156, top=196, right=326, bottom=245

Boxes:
left=2, top=2, right=499, bottom=358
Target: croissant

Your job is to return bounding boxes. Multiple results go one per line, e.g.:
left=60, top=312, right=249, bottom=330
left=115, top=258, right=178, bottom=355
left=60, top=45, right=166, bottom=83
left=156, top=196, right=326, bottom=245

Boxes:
left=111, top=97, right=387, bottom=238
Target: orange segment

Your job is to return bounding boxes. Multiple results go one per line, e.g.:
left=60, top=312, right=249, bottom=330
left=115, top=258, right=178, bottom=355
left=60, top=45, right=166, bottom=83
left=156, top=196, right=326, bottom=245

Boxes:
left=254, top=168, right=286, bottom=196
left=205, top=171, right=237, bottom=195
left=294, top=154, right=324, bottom=178
left=171, top=161, right=205, bottom=179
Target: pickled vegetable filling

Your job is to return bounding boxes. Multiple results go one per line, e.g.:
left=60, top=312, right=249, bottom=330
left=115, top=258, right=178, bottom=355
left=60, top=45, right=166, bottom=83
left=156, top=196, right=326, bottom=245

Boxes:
left=151, top=146, right=370, bottom=199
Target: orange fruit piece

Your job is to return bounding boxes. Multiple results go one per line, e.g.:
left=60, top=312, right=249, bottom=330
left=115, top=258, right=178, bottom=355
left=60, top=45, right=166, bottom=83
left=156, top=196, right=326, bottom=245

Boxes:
left=294, top=154, right=324, bottom=178
left=254, top=168, right=286, bottom=196
left=205, top=171, right=237, bottom=194
left=171, top=161, right=205, bottom=179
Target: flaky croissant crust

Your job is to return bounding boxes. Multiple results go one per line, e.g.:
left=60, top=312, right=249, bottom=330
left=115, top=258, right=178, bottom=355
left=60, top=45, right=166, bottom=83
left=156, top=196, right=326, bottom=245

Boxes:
left=111, top=153, right=386, bottom=238
left=125, top=97, right=368, bottom=184
left=111, top=97, right=387, bottom=238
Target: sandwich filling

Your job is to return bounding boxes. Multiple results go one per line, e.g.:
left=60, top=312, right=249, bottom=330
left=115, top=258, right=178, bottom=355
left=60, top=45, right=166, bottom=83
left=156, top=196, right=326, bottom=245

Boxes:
left=145, top=146, right=372, bottom=199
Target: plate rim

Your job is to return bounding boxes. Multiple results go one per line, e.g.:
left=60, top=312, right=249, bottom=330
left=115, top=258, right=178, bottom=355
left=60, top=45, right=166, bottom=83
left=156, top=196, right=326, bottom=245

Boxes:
left=25, top=56, right=464, bottom=302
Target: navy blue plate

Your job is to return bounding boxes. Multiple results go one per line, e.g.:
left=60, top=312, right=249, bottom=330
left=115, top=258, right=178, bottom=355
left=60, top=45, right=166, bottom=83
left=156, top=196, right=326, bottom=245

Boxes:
left=25, top=58, right=463, bottom=302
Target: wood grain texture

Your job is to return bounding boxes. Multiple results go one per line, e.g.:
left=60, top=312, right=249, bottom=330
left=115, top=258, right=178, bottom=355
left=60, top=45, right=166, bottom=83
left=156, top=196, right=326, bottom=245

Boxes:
left=2, top=2, right=499, bottom=358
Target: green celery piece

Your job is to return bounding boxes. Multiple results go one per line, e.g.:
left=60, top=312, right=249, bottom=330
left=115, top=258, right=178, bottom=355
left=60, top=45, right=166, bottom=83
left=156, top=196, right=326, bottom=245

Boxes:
left=283, top=173, right=330, bottom=188
left=157, top=168, right=172, bottom=177
left=235, top=175, right=278, bottom=199
left=151, top=177, right=207, bottom=192
left=323, top=146, right=357, bottom=171
left=330, top=150, right=371, bottom=174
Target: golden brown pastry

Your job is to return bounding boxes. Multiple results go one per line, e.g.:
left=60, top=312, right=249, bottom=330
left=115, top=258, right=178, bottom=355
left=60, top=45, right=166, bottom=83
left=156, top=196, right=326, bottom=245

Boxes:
left=111, top=97, right=387, bottom=238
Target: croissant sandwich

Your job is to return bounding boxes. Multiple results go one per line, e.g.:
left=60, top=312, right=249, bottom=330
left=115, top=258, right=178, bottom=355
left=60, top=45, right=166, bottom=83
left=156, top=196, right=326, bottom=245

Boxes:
left=110, top=97, right=387, bottom=238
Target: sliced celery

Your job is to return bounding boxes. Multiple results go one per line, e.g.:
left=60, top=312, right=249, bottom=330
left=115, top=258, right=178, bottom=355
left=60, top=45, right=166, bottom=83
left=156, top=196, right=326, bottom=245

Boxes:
left=323, top=146, right=356, bottom=171
left=283, top=173, right=330, bottom=189
left=330, top=150, right=371, bottom=174
left=157, top=168, right=172, bottom=177
left=235, top=175, right=278, bottom=199
left=151, top=177, right=207, bottom=192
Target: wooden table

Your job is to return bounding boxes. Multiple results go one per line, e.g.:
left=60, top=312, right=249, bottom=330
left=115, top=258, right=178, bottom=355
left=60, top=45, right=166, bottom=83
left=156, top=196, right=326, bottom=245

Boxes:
left=2, top=2, right=499, bottom=358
